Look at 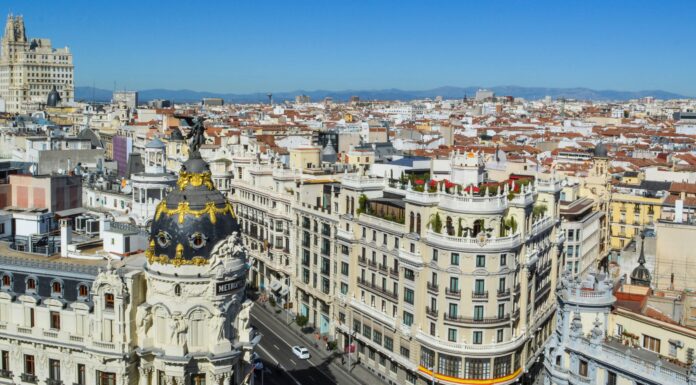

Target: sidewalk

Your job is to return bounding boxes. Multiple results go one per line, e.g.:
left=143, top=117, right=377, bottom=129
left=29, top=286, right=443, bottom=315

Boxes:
left=255, top=300, right=385, bottom=385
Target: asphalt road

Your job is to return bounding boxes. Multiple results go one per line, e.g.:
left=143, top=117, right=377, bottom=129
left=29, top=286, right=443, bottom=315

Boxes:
left=250, top=306, right=362, bottom=385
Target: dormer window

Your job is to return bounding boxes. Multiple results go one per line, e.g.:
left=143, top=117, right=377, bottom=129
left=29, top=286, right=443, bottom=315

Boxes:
left=78, top=284, right=89, bottom=298
left=51, top=281, right=62, bottom=296
left=104, top=293, right=114, bottom=309
left=1, top=274, right=10, bottom=288
left=26, top=278, right=36, bottom=291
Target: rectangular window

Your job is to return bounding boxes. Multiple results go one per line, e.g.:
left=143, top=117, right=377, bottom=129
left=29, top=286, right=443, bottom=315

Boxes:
left=476, top=255, right=485, bottom=268
left=465, top=357, right=489, bottom=379
left=449, top=277, right=459, bottom=291
left=473, top=331, right=483, bottom=344
left=403, top=311, right=413, bottom=326
left=497, top=329, right=504, bottom=342
left=474, top=306, right=484, bottom=320
left=353, top=320, right=361, bottom=334
left=419, top=347, right=434, bottom=368
left=373, top=331, right=382, bottom=345
left=49, top=359, right=60, bottom=380
left=500, top=254, right=507, bottom=266
left=400, top=346, right=410, bottom=358
left=607, top=371, right=617, bottom=385
left=50, top=311, right=61, bottom=330
left=448, top=303, right=458, bottom=318
left=475, top=279, right=485, bottom=294
left=363, top=325, right=372, bottom=339
left=438, top=353, right=461, bottom=378
left=340, top=283, right=348, bottom=295
left=24, top=354, right=34, bottom=375
left=404, top=268, right=415, bottom=281
left=77, top=364, right=86, bottom=385
left=493, top=355, right=512, bottom=378
left=98, top=371, right=117, bottom=385
left=451, top=253, right=459, bottom=265
left=104, top=293, right=115, bottom=309
left=404, top=288, right=414, bottom=304
left=341, top=262, right=349, bottom=276
left=448, top=328, right=457, bottom=342
left=1, top=350, right=8, bottom=371
left=384, top=336, right=393, bottom=351
left=432, top=249, right=438, bottom=261
left=579, top=359, right=588, bottom=377
left=643, top=335, right=661, bottom=353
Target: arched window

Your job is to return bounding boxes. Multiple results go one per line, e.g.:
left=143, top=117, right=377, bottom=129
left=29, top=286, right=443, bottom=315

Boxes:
left=174, top=284, right=182, bottom=297
left=416, top=213, right=422, bottom=235
left=409, top=212, right=415, bottom=233
left=52, top=281, right=62, bottom=294
left=446, top=216, right=454, bottom=236
left=78, top=284, right=89, bottom=298
left=473, top=219, right=484, bottom=237
left=1, top=274, right=10, bottom=287
left=26, top=278, right=36, bottom=291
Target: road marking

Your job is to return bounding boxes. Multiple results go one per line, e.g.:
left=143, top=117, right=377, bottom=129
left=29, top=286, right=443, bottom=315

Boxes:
left=252, top=310, right=363, bottom=385
left=258, top=344, right=302, bottom=385
left=273, top=344, right=280, bottom=350
left=290, top=358, right=297, bottom=365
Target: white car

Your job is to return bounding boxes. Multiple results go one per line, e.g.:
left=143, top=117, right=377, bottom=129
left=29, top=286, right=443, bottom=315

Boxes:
left=291, top=346, right=310, bottom=359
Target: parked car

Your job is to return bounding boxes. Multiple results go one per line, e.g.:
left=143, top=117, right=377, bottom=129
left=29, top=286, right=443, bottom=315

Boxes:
left=291, top=346, right=310, bottom=359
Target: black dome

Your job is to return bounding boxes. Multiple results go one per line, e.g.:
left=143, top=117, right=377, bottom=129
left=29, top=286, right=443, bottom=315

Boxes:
left=594, top=142, right=608, bottom=158
left=47, top=86, right=61, bottom=107
left=146, top=154, right=238, bottom=266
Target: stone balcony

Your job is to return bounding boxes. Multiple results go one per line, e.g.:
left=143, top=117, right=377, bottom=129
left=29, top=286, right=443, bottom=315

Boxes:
left=566, top=336, right=691, bottom=385
left=529, top=216, right=555, bottom=239
left=425, top=231, right=522, bottom=252
left=341, top=175, right=386, bottom=190
left=358, top=213, right=405, bottom=234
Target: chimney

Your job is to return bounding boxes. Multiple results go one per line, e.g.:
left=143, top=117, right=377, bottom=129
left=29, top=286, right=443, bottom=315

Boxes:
left=60, top=218, right=72, bottom=257
left=675, top=199, right=684, bottom=223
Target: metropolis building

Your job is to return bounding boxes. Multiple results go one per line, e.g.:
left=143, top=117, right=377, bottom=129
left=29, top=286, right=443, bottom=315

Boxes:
left=0, top=128, right=257, bottom=385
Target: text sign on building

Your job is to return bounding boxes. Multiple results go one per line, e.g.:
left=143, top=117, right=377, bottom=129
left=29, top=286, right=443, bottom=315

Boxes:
left=216, top=279, right=244, bottom=295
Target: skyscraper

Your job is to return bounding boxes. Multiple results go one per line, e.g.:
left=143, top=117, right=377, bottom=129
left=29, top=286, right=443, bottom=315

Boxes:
left=0, top=15, right=74, bottom=113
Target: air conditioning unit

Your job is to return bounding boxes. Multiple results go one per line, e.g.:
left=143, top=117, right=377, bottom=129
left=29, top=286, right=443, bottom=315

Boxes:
left=86, top=219, right=100, bottom=235
left=75, top=216, right=87, bottom=232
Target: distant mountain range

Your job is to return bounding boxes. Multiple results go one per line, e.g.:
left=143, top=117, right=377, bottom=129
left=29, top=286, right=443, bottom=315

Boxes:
left=75, top=85, right=689, bottom=103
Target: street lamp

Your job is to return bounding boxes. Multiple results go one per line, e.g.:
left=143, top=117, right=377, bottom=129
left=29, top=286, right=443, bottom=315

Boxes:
left=429, top=366, right=436, bottom=385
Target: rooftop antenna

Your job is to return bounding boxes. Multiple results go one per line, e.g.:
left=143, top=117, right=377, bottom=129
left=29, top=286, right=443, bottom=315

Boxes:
left=267, top=93, right=273, bottom=106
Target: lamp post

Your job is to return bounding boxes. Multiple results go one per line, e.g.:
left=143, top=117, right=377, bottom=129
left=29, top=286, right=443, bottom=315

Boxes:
left=429, top=366, right=436, bottom=385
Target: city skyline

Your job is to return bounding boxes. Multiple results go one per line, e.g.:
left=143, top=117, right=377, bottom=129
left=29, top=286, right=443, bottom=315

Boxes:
left=3, top=0, right=695, bottom=96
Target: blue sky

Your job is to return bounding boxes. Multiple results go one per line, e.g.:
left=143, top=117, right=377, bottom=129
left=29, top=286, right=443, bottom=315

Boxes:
left=4, top=1, right=694, bottom=95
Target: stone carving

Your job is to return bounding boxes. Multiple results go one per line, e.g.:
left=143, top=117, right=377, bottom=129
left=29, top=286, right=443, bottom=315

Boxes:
left=212, top=312, right=226, bottom=341
left=171, top=314, right=188, bottom=347
left=136, top=306, right=153, bottom=339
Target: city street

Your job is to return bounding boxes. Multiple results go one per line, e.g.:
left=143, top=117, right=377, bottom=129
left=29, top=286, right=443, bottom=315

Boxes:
left=250, top=305, right=363, bottom=385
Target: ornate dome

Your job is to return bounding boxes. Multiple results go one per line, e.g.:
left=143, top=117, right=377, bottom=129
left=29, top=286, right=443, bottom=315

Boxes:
left=47, top=85, right=61, bottom=107
left=146, top=153, right=238, bottom=266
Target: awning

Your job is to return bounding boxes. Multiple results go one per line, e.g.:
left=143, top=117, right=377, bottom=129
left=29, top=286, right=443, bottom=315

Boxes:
left=279, top=287, right=289, bottom=297
left=269, top=280, right=281, bottom=292
left=55, top=207, right=87, bottom=218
